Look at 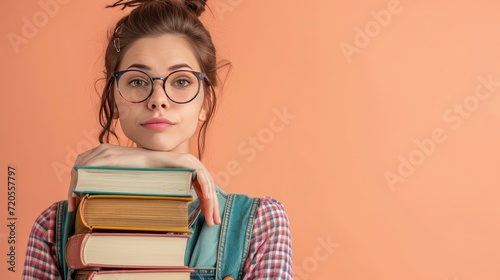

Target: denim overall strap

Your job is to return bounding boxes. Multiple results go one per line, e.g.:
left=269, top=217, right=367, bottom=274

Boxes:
left=186, top=188, right=260, bottom=280
left=185, top=189, right=228, bottom=269
left=216, top=194, right=260, bottom=280
left=55, top=200, right=75, bottom=280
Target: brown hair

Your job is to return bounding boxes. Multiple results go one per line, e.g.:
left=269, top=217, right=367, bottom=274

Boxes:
left=98, top=0, right=223, bottom=159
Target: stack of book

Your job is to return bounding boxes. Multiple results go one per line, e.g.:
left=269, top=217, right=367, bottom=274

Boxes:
left=65, top=166, right=195, bottom=280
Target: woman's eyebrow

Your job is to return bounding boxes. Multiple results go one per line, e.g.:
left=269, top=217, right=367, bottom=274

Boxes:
left=168, top=63, right=193, bottom=71
left=125, top=63, right=194, bottom=72
left=126, top=63, right=151, bottom=70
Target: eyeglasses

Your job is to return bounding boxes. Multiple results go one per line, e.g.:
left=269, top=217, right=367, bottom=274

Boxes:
left=113, top=69, right=207, bottom=104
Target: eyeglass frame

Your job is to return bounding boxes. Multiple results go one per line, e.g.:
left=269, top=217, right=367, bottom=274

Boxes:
left=112, top=69, right=208, bottom=104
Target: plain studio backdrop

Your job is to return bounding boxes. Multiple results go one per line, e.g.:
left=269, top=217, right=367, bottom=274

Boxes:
left=2, top=0, right=500, bottom=279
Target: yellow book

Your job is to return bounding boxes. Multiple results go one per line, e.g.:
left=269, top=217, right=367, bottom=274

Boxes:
left=75, top=194, right=193, bottom=234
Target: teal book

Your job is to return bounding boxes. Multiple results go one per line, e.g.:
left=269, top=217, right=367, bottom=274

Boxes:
left=73, top=166, right=195, bottom=197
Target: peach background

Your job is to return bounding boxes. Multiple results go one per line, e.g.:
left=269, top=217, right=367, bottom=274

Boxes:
left=2, top=0, right=500, bottom=279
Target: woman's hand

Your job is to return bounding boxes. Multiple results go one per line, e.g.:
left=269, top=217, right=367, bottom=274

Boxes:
left=67, top=143, right=221, bottom=226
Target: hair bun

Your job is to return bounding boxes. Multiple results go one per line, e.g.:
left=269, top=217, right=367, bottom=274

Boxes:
left=185, top=0, right=207, bottom=17
left=107, top=0, right=207, bottom=16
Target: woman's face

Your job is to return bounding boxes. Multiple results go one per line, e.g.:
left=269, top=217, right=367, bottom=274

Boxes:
left=114, top=34, right=206, bottom=152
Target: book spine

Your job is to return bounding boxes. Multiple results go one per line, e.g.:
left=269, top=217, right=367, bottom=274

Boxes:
left=75, top=195, right=91, bottom=234
left=74, top=206, right=87, bottom=234
left=65, top=233, right=89, bottom=270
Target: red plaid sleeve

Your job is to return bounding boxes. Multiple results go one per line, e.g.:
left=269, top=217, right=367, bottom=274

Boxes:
left=243, top=196, right=293, bottom=279
left=22, top=203, right=63, bottom=280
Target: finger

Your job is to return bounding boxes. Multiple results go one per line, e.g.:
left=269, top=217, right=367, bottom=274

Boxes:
left=204, top=170, right=220, bottom=224
left=213, top=192, right=221, bottom=225
left=75, top=144, right=112, bottom=166
left=188, top=157, right=219, bottom=224
left=193, top=169, right=211, bottom=200
left=203, top=199, right=214, bottom=227
left=182, top=155, right=212, bottom=200
left=199, top=168, right=212, bottom=200
left=194, top=183, right=214, bottom=226
left=195, top=169, right=220, bottom=226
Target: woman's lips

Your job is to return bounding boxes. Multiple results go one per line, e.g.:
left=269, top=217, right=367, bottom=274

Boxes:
left=141, top=118, right=174, bottom=130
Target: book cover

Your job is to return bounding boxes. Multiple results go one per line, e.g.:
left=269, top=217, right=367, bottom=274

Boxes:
left=74, top=269, right=194, bottom=280
left=66, top=232, right=190, bottom=270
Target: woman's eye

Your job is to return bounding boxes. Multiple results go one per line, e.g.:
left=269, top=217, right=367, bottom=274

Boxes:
left=129, top=79, right=148, bottom=87
left=173, top=79, right=191, bottom=87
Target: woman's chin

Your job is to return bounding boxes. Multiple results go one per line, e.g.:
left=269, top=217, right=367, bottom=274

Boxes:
left=139, top=144, right=171, bottom=152
left=136, top=141, right=187, bottom=153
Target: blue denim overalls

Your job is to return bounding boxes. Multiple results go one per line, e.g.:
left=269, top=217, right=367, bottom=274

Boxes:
left=55, top=188, right=260, bottom=280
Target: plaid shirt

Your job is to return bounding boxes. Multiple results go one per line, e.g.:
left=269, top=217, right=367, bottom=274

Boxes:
left=22, top=196, right=292, bottom=279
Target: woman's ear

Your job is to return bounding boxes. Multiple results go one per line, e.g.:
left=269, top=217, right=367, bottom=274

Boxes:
left=198, top=108, right=207, bottom=122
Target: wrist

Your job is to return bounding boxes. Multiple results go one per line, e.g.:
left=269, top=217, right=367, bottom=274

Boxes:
left=147, top=150, right=178, bottom=168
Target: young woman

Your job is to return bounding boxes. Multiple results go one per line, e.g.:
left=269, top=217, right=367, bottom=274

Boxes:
left=23, top=0, right=292, bottom=279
